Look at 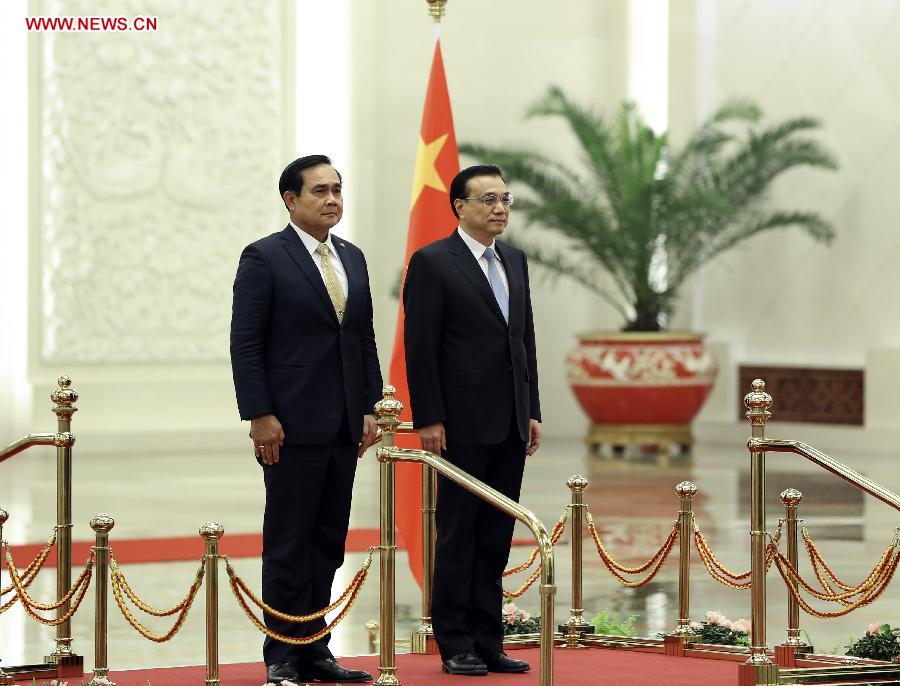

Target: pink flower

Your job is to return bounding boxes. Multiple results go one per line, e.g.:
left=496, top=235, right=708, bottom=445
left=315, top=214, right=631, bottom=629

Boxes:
left=706, top=610, right=727, bottom=626
left=506, top=614, right=518, bottom=625
left=732, top=619, right=751, bottom=634
left=690, top=621, right=702, bottom=630
left=502, top=603, right=518, bottom=616
left=520, top=611, right=531, bottom=621
left=867, top=622, right=881, bottom=635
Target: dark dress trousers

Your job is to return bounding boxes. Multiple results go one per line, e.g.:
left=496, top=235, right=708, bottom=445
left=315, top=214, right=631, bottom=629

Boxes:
left=230, top=225, right=382, bottom=666
left=403, top=229, right=541, bottom=661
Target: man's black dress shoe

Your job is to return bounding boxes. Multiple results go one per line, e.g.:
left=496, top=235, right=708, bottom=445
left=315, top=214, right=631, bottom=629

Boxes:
left=266, top=661, right=300, bottom=684
left=442, top=651, right=488, bottom=676
left=481, top=652, right=530, bottom=673
left=302, top=657, right=372, bottom=682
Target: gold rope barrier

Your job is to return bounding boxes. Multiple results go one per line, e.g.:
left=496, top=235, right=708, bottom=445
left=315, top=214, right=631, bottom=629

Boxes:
left=226, top=549, right=375, bottom=645
left=693, top=520, right=782, bottom=590
left=0, top=531, right=57, bottom=614
left=584, top=510, right=679, bottom=588
left=502, top=516, right=566, bottom=600
left=500, top=508, right=568, bottom=600
left=772, top=545, right=900, bottom=618
left=803, top=527, right=899, bottom=604
left=3, top=544, right=93, bottom=626
left=109, top=553, right=205, bottom=643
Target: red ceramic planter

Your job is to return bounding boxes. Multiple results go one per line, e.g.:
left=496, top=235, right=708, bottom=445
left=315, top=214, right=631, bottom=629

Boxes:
left=566, top=331, right=718, bottom=425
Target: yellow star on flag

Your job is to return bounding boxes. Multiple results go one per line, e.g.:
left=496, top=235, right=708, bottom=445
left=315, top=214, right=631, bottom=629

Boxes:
left=410, top=133, right=449, bottom=209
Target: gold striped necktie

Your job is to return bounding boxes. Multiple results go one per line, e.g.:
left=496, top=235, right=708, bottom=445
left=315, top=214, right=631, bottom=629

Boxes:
left=316, top=242, right=346, bottom=323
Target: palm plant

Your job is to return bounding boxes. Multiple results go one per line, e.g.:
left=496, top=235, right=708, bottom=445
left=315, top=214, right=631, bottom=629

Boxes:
left=460, top=87, right=838, bottom=331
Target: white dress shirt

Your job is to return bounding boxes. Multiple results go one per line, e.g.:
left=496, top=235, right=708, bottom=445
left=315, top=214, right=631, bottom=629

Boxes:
left=290, top=221, right=349, bottom=297
left=457, top=227, right=509, bottom=295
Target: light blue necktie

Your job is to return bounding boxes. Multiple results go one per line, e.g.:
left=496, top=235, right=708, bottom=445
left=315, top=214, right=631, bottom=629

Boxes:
left=483, top=247, right=509, bottom=323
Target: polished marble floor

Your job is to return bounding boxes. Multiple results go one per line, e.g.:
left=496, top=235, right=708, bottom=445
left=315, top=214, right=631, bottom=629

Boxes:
left=2, top=429, right=899, bottom=672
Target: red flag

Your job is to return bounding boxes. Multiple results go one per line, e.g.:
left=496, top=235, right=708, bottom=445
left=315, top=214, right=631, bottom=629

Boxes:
left=389, top=38, right=459, bottom=587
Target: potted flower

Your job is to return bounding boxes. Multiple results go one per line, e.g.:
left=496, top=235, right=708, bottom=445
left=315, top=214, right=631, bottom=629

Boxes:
left=460, top=87, right=837, bottom=452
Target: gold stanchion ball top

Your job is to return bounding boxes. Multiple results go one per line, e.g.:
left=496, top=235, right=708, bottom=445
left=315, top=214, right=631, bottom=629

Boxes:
left=90, top=513, right=115, bottom=532
left=376, top=446, right=393, bottom=463
left=566, top=474, right=588, bottom=492
left=375, top=385, right=404, bottom=419
left=675, top=481, right=698, bottom=498
left=0, top=508, right=8, bottom=525
left=51, top=376, right=79, bottom=405
left=427, top=0, right=448, bottom=22
left=780, top=488, right=803, bottom=506
left=199, top=522, right=224, bottom=540
left=743, top=378, right=772, bottom=416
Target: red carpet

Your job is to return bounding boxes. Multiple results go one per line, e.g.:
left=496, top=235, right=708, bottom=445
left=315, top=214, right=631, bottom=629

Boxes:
left=42, top=648, right=739, bottom=685
left=9, top=531, right=533, bottom=568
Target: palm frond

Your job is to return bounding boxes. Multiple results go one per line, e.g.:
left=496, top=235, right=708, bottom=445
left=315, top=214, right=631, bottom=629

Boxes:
left=458, top=88, right=839, bottom=330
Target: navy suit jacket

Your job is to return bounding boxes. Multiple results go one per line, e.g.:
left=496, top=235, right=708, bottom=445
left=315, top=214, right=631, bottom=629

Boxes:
left=230, top=225, right=382, bottom=445
left=403, top=230, right=541, bottom=446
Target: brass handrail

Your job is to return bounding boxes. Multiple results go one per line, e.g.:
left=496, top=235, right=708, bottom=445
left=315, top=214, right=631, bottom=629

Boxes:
left=0, top=432, right=74, bottom=465
left=379, top=446, right=556, bottom=685
left=749, top=438, right=900, bottom=512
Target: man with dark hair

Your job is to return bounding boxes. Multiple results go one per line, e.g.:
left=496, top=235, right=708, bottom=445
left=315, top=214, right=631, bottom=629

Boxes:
left=403, top=164, right=542, bottom=676
left=231, top=154, right=381, bottom=684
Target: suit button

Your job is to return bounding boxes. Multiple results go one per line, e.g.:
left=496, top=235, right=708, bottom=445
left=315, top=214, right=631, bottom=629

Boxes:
left=507, top=364, right=512, bottom=371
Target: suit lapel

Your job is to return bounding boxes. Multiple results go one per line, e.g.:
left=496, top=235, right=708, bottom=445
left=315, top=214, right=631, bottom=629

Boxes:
left=448, top=230, right=508, bottom=328
left=279, top=226, right=339, bottom=324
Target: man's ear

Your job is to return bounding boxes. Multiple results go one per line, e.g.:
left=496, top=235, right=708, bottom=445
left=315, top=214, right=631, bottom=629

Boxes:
left=282, top=190, right=295, bottom=212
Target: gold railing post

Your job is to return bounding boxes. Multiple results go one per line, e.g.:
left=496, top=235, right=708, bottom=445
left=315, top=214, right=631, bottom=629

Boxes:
left=86, top=515, right=115, bottom=686
left=48, top=376, right=78, bottom=664
left=411, top=463, right=438, bottom=654
left=740, top=379, right=778, bottom=686
left=200, top=522, right=224, bottom=686
left=668, top=481, right=698, bottom=642
left=375, top=387, right=401, bottom=686
left=775, top=488, right=812, bottom=665
left=0, top=508, right=10, bottom=686
left=560, top=475, right=590, bottom=647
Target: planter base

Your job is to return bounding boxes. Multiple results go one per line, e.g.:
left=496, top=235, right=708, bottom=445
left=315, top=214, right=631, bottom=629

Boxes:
left=587, top=423, right=693, bottom=463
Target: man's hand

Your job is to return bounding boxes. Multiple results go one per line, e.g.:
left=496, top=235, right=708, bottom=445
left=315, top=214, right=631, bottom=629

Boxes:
left=358, top=414, right=379, bottom=459
left=526, top=419, right=542, bottom=456
left=250, top=414, right=285, bottom=465
left=419, top=422, right=446, bottom=455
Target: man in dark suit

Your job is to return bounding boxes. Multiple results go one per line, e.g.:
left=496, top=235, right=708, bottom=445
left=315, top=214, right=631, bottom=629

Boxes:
left=403, top=165, right=542, bottom=676
left=231, top=155, right=382, bottom=684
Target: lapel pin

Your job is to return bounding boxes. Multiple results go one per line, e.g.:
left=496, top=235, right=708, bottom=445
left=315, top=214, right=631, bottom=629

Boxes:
left=339, top=242, right=346, bottom=248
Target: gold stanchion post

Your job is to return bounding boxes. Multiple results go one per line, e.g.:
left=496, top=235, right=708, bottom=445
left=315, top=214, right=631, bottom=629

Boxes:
left=560, top=475, right=591, bottom=647
left=200, top=522, right=224, bottom=686
left=775, top=488, right=812, bottom=667
left=411, top=464, right=438, bottom=654
left=667, top=481, right=698, bottom=645
left=87, top=515, right=115, bottom=686
left=740, top=379, right=778, bottom=686
left=375, top=387, right=401, bottom=686
left=48, top=376, right=79, bottom=666
left=0, top=508, right=11, bottom=686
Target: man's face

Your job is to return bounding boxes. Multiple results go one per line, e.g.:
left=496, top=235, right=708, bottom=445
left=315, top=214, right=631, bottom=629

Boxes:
left=457, top=175, right=509, bottom=242
left=285, top=164, right=343, bottom=234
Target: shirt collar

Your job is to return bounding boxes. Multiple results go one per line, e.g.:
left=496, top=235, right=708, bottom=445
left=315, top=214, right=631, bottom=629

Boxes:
left=290, top=220, right=337, bottom=257
left=457, top=227, right=497, bottom=260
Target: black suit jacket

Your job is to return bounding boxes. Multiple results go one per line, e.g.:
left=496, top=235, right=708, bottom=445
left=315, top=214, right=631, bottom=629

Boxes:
left=230, top=226, right=382, bottom=445
left=403, top=230, right=540, bottom=446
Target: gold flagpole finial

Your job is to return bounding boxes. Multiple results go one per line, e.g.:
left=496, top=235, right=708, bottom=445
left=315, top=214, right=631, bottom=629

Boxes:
left=426, top=0, right=448, bottom=23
